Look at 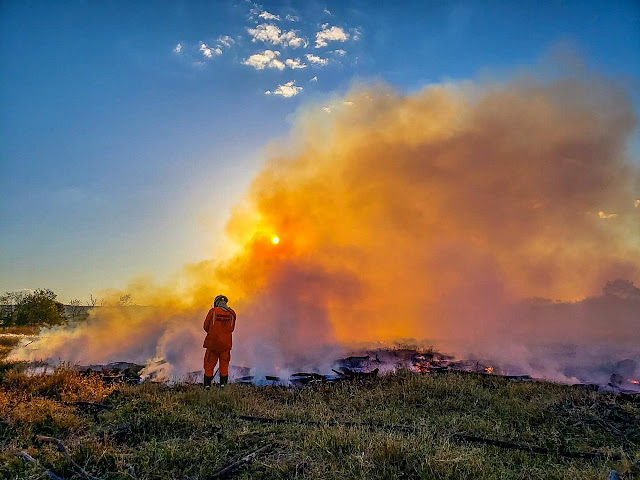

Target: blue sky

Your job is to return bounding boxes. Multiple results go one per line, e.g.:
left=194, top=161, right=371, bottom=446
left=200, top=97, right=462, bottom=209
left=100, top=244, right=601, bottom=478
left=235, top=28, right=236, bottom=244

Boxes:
left=1, top=0, right=639, bottom=302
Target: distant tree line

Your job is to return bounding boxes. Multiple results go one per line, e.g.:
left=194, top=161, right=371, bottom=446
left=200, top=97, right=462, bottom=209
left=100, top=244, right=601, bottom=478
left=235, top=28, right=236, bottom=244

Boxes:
left=0, top=289, right=66, bottom=327
left=0, top=289, right=135, bottom=327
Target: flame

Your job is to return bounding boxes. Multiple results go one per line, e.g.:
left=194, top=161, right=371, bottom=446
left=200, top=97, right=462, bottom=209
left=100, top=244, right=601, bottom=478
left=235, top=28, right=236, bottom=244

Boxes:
left=629, top=378, right=640, bottom=385
left=414, top=362, right=431, bottom=373
left=485, top=367, right=494, bottom=374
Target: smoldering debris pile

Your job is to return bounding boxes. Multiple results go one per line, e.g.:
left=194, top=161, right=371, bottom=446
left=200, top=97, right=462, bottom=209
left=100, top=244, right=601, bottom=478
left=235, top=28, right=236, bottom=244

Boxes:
left=57, top=347, right=640, bottom=397
left=76, top=362, right=144, bottom=385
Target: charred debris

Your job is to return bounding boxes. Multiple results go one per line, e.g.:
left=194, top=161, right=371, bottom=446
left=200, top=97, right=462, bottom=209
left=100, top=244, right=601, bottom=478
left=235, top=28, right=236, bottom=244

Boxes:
left=72, top=348, right=640, bottom=398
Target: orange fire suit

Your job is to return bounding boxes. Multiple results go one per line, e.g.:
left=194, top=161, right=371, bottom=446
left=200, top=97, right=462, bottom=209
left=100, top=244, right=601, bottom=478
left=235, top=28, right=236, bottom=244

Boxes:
left=203, top=306, right=236, bottom=377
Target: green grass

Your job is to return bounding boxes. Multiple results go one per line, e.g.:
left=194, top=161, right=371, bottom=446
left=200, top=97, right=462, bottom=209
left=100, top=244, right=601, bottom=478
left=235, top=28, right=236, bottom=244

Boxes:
left=1, top=365, right=638, bottom=479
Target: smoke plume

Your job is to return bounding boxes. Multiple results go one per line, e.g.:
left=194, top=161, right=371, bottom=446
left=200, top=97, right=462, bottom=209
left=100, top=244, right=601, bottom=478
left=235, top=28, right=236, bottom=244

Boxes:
left=11, top=67, right=640, bottom=383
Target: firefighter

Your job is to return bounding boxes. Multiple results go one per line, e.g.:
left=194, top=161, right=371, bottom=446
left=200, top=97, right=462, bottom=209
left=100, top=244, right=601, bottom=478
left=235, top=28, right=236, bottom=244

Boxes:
left=203, top=294, right=236, bottom=388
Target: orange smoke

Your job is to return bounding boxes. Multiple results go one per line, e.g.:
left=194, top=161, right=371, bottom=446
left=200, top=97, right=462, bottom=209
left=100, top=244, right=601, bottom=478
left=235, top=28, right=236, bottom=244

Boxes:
left=10, top=69, right=640, bottom=376
left=202, top=73, right=640, bottom=346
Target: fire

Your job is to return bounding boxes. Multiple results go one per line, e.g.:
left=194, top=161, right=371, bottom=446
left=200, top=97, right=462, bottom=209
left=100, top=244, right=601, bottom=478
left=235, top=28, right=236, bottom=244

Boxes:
left=629, top=378, right=639, bottom=385
left=415, top=362, right=431, bottom=373
left=485, top=367, right=494, bottom=374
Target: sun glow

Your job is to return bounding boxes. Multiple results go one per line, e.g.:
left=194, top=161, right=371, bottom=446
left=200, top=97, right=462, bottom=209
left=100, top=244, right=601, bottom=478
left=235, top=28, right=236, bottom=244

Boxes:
left=271, top=236, right=280, bottom=244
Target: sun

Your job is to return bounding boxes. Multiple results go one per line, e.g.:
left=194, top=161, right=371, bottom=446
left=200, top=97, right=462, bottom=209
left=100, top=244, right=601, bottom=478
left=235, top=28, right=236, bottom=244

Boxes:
left=271, top=236, right=280, bottom=245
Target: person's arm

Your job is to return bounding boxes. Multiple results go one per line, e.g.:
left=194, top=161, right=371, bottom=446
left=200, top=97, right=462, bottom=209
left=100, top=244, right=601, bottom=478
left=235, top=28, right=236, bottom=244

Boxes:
left=203, top=309, right=214, bottom=332
left=230, top=308, right=237, bottom=332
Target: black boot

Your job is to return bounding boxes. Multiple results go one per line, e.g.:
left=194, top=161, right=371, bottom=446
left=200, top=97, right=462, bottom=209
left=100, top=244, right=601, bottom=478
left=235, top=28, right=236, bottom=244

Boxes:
left=203, top=375, right=213, bottom=389
left=220, top=375, right=228, bottom=387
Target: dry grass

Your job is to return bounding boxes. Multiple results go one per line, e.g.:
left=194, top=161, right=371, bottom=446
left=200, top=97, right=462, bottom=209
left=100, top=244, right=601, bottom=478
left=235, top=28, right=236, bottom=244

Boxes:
left=0, top=336, right=21, bottom=361
left=1, top=365, right=638, bottom=479
left=0, top=326, right=40, bottom=360
left=0, top=325, right=41, bottom=336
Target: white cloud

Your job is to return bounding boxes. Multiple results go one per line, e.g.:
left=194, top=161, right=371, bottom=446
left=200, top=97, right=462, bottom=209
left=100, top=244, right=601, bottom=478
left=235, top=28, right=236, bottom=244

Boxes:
left=315, top=24, right=349, bottom=48
left=285, top=14, right=299, bottom=22
left=285, top=58, right=306, bottom=69
left=305, top=53, right=328, bottom=66
left=599, top=211, right=618, bottom=219
left=352, top=27, right=362, bottom=41
left=310, top=76, right=318, bottom=82
left=635, top=199, right=640, bottom=208
left=243, top=50, right=285, bottom=70
left=265, top=81, right=302, bottom=98
left=174, top=43, right=182, bottom=53
left=286, top=35, right=307, bottom=48
left=332, top=49, right=346, bottom=56
left=199, top=42, right=222, bottom=58
left=248, top=24, right=281, bottom=43
left=248, top=23, right=307, bottom=48
left=322, top=102, right=353, bottom=112
left=323, top=8, right=332, bottom=15
left=217, top=35, right=235, bottom=47
left=259, top=11, right=280, bottom=21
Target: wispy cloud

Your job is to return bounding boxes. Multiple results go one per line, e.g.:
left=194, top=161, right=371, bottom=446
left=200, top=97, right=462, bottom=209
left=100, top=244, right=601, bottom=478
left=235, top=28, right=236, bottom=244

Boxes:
left=259, top=10, right=280, bottom=21
left=199, top=42, right=222, bottom=58
left=248, top=24, right=307, bottom=48
left=174, top=43, right=182, bottom=53
left=315, top=24, right=349, bottom=48
left=322, top=100, right=355, bottom=113
left=332, top=49, right=346, bottom=56
left=352, top=27, right=362, bottom=41
left=247, top=3, right=261, bottom=19
left=217, top=35, right=235, bottom=47
left=285, top=58, right=306, bottom=69
left=310, top=76, right=318, bottom=82
left=265, top=80, right=302, bottom=98
left=285, top=14, right=299, bottom=22
left=305, top=53, right=328, bottom=66
left=243, top=50, right=285, bottom=70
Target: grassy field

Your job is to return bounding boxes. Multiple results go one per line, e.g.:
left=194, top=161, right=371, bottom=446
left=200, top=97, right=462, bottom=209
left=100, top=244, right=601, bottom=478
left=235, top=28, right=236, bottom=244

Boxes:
left=0, top=327, right=39, bottom=360
left=0, top=362, right=638, bottom=479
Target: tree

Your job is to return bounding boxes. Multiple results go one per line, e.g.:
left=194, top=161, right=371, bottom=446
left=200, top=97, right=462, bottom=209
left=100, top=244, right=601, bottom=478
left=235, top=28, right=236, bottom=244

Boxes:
left=603, top=279, right=640, bottom=299
left=87, top=294, right=103, bottom=307
left=0, top=289, right=66, bottom=327
left=68, top=299, right=88, bottom=321
left=118, top=294, right=134, bottom=306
